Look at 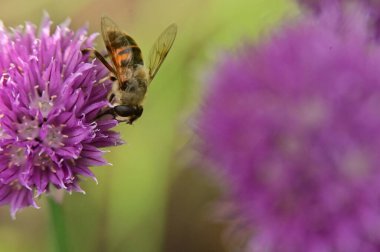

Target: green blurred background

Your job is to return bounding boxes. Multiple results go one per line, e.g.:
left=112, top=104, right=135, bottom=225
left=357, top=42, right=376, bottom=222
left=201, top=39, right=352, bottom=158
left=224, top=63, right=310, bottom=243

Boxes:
left=0, top=0, right=297, bottom=251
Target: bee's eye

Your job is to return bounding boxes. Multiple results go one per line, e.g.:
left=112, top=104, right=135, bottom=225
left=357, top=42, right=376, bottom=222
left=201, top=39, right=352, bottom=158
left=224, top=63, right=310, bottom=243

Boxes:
left=114, top=105, right=134, bottom=117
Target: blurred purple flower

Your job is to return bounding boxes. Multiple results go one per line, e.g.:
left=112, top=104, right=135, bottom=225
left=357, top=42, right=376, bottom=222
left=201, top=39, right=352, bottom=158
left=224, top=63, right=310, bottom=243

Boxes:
left=0, top=13, right=122, bottom=218
left=199, top=5, right=380, bottom=252
left=297, top=0, right=341, bottom=13
left=298, top=0, right=380, bottom=39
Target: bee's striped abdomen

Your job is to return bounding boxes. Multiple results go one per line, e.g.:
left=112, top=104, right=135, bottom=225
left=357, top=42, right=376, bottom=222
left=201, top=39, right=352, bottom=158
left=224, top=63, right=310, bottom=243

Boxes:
left=107, top=31, right=144, bottom=67
left=124, top=35, right=143, bottom=66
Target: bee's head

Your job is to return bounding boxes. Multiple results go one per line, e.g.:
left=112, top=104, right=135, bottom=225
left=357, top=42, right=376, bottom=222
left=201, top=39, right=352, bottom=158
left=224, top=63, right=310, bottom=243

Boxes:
left=113, top=105, right=143, bottom=124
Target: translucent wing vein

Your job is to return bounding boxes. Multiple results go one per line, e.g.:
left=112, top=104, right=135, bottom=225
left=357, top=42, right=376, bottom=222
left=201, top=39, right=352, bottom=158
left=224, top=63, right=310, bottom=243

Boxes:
left=148, top=24, right=177, bottom=82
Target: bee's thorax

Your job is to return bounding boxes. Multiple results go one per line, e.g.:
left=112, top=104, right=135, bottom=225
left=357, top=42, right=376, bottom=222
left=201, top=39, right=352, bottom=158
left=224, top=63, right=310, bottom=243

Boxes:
left=110, top=65, right=149, bottom=106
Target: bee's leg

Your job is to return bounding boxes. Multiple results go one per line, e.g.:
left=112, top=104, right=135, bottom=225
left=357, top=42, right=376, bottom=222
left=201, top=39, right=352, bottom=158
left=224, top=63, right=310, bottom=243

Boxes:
left=82, top=48, right=116, bottom=75
left=82, top=48, right=109, bottom=58
left=98, top=75, right=117, bottom=84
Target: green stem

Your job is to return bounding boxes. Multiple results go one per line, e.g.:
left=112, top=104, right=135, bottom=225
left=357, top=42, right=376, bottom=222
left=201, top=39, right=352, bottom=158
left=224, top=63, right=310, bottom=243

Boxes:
left=48, top=197, right=69, bottom=252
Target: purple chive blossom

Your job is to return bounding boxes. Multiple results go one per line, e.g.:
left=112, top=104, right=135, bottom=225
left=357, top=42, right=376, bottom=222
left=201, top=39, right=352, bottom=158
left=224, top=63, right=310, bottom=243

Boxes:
left=0, top=13, right=122, bottom=218
left=297, top=0, right=340, bottom=13
left=199, top=5, right=380, bottom=252
left=297, top=0, right=380, bottom=39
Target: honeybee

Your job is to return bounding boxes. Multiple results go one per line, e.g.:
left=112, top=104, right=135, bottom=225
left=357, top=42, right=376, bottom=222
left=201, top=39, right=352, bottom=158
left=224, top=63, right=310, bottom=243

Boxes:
left=85, top=17, right=177, bottom=124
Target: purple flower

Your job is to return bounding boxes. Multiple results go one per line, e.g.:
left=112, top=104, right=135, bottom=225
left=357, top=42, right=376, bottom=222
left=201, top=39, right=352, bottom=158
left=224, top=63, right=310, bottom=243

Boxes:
left=199, top=6, right=380, bottom=252
left=0, top=13, right=122, bottom=218
left=297, top=0, right=380, bottom=39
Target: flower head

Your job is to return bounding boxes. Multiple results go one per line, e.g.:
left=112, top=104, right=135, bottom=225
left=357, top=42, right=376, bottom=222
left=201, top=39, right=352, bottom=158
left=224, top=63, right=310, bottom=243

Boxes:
left=0, top=13, right=122, bottom=218
left=200, top=6, right=380, bottom=252
left=297, top=0, right=380, bottom=39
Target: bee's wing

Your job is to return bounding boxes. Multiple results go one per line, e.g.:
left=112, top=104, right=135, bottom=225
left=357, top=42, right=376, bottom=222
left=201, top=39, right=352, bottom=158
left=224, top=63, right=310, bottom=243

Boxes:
left=148, top=24, right=177, bottom=82
left=101, top=16, right=132, bottom=70
left=101, top=16, right=119, bottom=58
